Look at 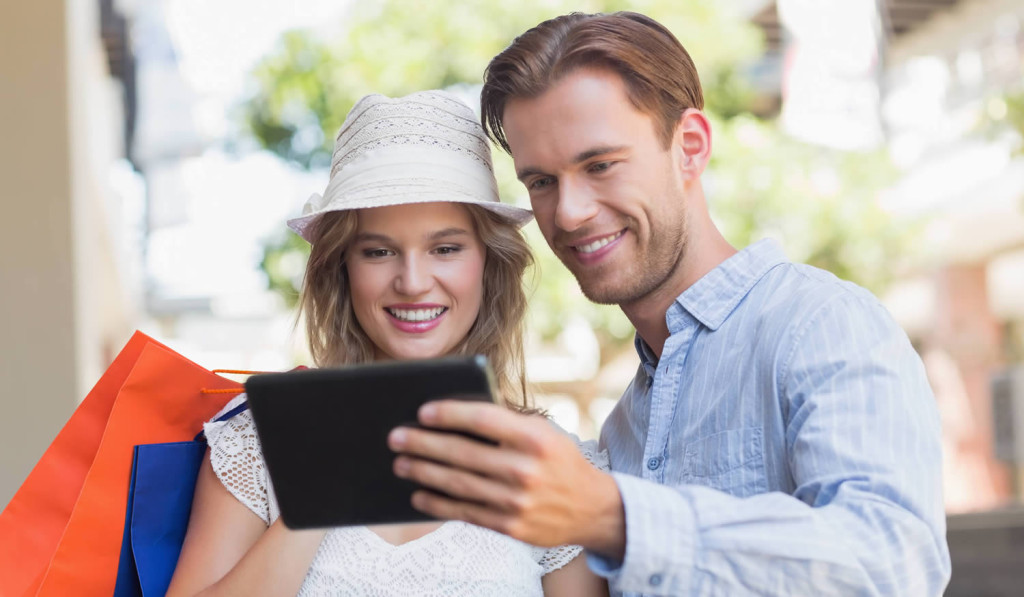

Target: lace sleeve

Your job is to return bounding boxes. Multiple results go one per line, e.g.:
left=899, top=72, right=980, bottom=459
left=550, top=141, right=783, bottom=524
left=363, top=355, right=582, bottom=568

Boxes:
left=536, top=432, right=612, bottom=575
left=203, top=394, right=272, bottom=525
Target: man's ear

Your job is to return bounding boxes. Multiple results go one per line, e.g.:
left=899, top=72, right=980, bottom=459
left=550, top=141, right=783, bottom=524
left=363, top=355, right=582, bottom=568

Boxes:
left=672, top=108, right=712, bottom=180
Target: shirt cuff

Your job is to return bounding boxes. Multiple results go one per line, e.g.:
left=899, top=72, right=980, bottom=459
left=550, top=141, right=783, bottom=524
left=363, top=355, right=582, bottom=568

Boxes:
left=586, top=472, right=698, bottom=594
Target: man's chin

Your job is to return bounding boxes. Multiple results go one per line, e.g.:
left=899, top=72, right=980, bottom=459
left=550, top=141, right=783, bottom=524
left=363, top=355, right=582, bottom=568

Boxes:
left=577, top=278, right=637, bottom=306
left=560, top=256, right=645, bottom=305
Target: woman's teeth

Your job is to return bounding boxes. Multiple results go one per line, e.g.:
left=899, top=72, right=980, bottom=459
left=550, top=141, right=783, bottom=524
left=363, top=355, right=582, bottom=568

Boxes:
left=387, top=307, right=446, bottom=322
left=575, top=231, right=624, bottom=254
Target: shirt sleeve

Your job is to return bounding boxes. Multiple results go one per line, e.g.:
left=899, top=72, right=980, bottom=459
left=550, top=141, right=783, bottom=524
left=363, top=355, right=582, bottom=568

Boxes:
left=588, top=293, right=951, bottom=595
left=203, top=394, right=274, bottom=525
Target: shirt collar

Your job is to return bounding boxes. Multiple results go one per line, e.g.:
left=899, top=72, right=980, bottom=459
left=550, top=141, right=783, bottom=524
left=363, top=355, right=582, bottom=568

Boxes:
left=633, top=238, right=788, bottom=368
left=675, top=238, right=788, bottom=331
left=634, top=333, right=659, bottom=375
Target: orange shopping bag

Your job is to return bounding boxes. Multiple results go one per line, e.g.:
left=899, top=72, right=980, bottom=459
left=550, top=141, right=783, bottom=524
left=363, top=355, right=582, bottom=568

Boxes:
left=0, top=331, right=243, bottom=597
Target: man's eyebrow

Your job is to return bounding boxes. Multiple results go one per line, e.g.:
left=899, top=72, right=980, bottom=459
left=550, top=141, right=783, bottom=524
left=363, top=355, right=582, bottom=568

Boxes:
left=516, top=166, right=547, bottom=182
left=572, top=145, right=627, bottom=164
left=515, top=145, right=628, bottom=181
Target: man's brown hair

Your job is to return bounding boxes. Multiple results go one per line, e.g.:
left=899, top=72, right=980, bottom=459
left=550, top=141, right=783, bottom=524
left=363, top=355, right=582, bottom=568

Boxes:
left=481, top=11, right=704, bottom=153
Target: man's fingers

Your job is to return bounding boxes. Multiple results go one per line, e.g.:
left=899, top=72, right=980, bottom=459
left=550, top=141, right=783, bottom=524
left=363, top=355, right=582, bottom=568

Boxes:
left=409, top=490, right=520, bottom=540
left=415, top=400, right=547, bottom=451
left=388, top=427, right=532, bottom=485
left=393, top=456, right=517, bottom=509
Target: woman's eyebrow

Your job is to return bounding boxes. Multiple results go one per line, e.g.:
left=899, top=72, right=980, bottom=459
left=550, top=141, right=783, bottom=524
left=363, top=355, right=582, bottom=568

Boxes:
left=354, top=232, right=392, bottom=243
left=355, top=228, right=469, bottom=243
left=428, top=227, right=470, bottom=241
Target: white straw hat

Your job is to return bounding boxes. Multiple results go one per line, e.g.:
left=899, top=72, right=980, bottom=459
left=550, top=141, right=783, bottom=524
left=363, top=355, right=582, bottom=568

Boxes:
left=287, top=90, right=533, bottom=242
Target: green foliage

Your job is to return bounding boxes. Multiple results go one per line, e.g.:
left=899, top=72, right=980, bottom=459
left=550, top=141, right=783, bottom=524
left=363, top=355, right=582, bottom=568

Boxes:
left=242, top=0, right=762, bottom=170
left=709, top=114, right=912, bottom=294
left=243, top=0, right=915, bottom=354
left=980, top=91, right=1024, bottom=156
left=259, top=230, right=309, bottom=308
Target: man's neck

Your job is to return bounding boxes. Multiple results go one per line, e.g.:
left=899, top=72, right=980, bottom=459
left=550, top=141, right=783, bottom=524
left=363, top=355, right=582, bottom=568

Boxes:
left=620, top=224, right=736, bottom=358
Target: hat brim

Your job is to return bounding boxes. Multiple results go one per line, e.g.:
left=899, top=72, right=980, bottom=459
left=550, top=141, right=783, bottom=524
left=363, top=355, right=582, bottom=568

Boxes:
left=287, top=193, right=533, bottom=243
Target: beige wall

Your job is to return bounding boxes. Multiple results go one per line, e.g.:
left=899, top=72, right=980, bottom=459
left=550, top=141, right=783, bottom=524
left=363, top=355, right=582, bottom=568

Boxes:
left=0, top=0, right=79, bottom=510
left=0, top=0, right=134, bottom=509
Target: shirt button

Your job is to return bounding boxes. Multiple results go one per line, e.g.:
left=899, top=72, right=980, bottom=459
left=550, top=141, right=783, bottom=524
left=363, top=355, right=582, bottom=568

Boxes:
left=645, top=376, right=654, bottom=388
left=646, top=457, right=661, bottom=470
left=649, top=573, right=663, bottom=587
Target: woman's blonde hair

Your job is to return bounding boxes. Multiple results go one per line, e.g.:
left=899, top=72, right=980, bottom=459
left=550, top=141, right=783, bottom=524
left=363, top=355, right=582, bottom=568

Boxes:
left=297, top=203, right=534, bottom=410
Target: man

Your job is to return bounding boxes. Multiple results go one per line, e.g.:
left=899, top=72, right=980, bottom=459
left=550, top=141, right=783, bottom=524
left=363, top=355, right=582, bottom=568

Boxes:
left=388, top=11, right=951, bottom=595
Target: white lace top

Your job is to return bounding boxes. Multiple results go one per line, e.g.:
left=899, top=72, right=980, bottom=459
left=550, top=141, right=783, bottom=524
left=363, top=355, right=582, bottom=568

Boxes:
left=204, top=395, right=610, bottom=596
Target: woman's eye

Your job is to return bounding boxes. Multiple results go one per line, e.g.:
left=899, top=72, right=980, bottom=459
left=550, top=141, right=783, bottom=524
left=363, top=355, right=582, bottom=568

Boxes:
left=434, top=245, right=462, bottom=255
left=362, top=248, right=393, bottom=258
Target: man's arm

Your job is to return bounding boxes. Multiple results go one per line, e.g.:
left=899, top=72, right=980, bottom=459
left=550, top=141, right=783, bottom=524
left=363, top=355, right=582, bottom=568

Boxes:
left=583, top=294, right=951, bottom=594
left=390, top=295, right=951, bottom=595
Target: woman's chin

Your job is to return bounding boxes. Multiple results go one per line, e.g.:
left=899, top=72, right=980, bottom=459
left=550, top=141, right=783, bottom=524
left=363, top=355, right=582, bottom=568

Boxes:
left=376, top=342, right=451, bottom=362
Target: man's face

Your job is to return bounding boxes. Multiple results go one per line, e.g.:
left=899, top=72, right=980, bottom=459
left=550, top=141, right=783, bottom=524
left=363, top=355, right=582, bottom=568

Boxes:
left=502, top=68, right=690, bottom=306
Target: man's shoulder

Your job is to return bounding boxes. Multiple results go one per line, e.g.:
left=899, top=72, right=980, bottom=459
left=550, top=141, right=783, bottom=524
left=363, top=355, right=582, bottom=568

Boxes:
left=744, top=260, right=892, bottom=336
left=761, top=260, right=879, bottom=307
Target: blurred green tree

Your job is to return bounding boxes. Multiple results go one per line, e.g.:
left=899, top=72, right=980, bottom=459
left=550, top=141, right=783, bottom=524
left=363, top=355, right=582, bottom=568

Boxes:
left=981, top=91, right=1024, bottom=156
left=244, top=0, right=914, bottom=360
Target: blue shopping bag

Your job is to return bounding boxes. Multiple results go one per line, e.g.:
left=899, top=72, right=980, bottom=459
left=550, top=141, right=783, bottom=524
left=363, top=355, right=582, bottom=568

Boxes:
left=113, top=401, right=250, bottom=597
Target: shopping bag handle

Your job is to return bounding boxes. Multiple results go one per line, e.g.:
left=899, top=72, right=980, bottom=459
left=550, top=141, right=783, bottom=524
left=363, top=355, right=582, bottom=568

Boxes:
left=196, top=367, right=304, bottom=440
left=193, top=401, right=251, bottom=443
left=214, top=401, right=250, bottom=423
left=200, top=369, right=269, bottom=395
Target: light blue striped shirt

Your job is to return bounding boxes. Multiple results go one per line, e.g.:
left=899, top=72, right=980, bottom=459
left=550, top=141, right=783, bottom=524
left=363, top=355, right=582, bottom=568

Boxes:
left=588, top=239, right=950, bottom=596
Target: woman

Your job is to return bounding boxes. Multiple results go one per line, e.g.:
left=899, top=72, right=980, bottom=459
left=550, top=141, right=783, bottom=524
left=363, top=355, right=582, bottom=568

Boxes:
left=167, top=90, right=608, bottom=596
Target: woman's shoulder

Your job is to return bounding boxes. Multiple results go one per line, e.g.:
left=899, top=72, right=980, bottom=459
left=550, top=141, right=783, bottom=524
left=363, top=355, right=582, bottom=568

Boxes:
left=202, top=393, right=274, bottom=524
left=211, top=393, right=250, bottom=421
left=544, top=419, right=610, bottom=472
left=203, top=394, right=255, bottom=449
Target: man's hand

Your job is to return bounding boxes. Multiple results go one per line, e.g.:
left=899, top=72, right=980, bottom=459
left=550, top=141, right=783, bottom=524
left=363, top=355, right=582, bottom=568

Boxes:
left=388, top=400, right=626, bottom=559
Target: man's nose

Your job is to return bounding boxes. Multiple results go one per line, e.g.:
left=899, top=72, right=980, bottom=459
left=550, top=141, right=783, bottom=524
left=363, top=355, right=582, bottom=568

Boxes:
left=554, top=178, right=599, bottom=232
left=394, top=255, right=433, bottom=296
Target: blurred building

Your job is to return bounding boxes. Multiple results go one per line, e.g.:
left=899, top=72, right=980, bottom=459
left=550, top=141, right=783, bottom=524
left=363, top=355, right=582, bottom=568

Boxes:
left=881, top=0, right=1024, bottom=512
left=128, top=0, right=306, bottom=373
left=0, top=0, right=142, bottom=507
left=746, top=0, right=1024, bottom=513
left=744, top=3, right=1024, bottom=591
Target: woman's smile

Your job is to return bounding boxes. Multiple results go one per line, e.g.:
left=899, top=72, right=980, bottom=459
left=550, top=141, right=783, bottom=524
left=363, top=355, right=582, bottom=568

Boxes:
left=346, top=202, right=486, bottom=361
left=385, top=304, right=449, bottom=332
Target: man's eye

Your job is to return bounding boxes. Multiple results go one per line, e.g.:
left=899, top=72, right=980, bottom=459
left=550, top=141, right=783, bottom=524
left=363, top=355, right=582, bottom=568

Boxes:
left=529, top=176, right=555, bottom=191
left=589, top=161, right=613, bottom=173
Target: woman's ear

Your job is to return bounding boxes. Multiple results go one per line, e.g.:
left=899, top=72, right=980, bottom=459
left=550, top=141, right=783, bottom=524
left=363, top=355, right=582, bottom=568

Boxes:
left=673, top=108, right=712, bottom=180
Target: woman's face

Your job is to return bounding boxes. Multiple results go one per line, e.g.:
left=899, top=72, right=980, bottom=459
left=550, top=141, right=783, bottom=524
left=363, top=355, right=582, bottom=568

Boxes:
left=346, top=202, right=486, bottom=361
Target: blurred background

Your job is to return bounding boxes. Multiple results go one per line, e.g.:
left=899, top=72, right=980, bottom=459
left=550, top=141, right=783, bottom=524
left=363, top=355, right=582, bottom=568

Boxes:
left=2, top=0, right=1024, bottom=591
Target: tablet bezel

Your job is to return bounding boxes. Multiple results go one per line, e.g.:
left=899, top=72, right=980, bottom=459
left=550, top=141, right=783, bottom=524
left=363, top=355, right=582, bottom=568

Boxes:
left=244, top=355, right=496, bottom=529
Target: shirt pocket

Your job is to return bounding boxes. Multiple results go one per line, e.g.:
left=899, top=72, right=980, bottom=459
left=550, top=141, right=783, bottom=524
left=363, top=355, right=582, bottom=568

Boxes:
left=678, top=427, right=767, bottom=497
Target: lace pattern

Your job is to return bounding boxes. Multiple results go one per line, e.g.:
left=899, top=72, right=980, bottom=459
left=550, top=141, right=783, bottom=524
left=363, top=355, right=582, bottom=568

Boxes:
left=204, top=395, right=271, bottom=524
left=205, top=397, right=612, bottom=595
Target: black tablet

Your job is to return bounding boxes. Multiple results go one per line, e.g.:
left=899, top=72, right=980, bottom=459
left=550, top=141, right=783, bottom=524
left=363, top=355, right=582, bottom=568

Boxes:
left=244, top=356, right=496, bottom=529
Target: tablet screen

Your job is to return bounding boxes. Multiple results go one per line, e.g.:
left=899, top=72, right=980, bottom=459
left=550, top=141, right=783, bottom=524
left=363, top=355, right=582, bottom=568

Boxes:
left=244, top=356, right=495, bottom=529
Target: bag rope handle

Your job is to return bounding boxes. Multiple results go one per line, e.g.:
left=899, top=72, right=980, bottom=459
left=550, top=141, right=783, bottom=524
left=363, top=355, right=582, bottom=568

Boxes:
left=200, top=369, right=271, bottom=394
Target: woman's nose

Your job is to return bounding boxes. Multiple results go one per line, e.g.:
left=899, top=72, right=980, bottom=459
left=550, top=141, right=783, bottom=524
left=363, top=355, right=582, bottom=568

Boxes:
left=393, top=256, right=433, bottom=296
